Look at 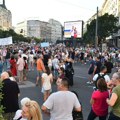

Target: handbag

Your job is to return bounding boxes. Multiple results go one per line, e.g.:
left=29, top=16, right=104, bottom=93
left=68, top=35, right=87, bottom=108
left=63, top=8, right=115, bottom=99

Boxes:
left=72, top=111, right=83, bottom=120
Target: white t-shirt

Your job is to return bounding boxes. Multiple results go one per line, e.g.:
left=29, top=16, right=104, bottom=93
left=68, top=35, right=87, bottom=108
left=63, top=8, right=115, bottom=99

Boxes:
left=29, top=54, right=34, bottom=62
left=13, top=110, right=27, bottom=120
left=118, top=53, right=120, bottom=60
left=17, top=58, right=25, bottom=71
left=52, top=58, right=59, bottom=69
left=93, top=73, right=110, bottom=83
left=48, top=59, right=52, bottom=67
left=43, top=91, right=81, bottom=120
left=42, top=73, right=52, bottom=90
left=22, top=54, right=28, bottom=59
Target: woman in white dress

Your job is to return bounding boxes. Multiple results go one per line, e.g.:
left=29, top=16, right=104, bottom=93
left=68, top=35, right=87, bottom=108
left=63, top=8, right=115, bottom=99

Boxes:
left=48, top=56, right=52, bottom=71
left=42, top=66, right=53, bottom=101
left=28, top=51, right=34, bottom=71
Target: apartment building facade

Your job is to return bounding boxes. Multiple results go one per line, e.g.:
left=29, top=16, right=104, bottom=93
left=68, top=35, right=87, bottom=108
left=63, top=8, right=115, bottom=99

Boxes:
left=84, top=0, right=120, bottom=47
left=49, top=19, right=62, bottom=43
left=101, top=0, right=120, bottom=47
left=15, top=19, right=62, bottom=43
left=15, top=20, right=51, bottom=41
left=0, top=0, right=12, bottom=30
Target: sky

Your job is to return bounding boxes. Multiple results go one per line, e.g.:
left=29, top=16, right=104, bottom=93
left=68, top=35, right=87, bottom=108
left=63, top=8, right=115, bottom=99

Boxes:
left=4, top=0, right=105, bottom=26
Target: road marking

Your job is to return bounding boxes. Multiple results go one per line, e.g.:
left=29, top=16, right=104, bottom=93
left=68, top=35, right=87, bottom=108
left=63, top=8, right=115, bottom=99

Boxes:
left=74, top=68, right=81, bottom=70
left=18, top=81, right=35, bottom=88
left=74, top=75, right=87, bottom=79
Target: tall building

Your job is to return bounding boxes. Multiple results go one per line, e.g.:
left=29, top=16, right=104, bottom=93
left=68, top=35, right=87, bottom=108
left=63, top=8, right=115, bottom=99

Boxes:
left=101, top=0, right=120, bottom=47
left=101, top=0, right=119, bottom=17
left=15, top=19, right=62, bottom=43
left=49, top=19, right=62, bottom=43
left=15, top=20, right=28, bottom=37
left=0, top=0, right=12, bottom=30
left=39, top=21, right=51, bottom=42
left=15, top=20, right=51, bottom=41
left=84, top=0, right=120, bottom=47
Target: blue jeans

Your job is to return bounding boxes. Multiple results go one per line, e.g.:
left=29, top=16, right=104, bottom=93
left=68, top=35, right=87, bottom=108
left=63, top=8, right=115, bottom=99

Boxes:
left=87, top=109, right=107, bottom=120
left=54, top=69, right=58, bottom=78
left=6, top=59, right=10, bottom=69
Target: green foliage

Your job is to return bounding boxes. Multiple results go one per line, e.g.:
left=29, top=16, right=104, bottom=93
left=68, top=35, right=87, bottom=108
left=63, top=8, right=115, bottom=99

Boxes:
left=83, top=13, right=119, bottom=44
left=0, top=29, right=42, bottom=44
left=0, top=29, right=31, bottom=43
left=34, top=37, right=41, bottom=43
left=0, top=80, right=4, bottom=119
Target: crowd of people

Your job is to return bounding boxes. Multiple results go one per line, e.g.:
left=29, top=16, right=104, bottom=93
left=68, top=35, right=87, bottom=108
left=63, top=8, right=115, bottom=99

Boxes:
left=0, top=43, right=120, bottom=120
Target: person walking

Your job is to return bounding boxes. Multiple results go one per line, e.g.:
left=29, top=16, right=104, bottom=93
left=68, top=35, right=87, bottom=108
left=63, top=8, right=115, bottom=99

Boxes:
left=106, top=72, right=120, bottom=120
left=36, top=54, right=46, bottom=86
left=1, top=71, right=20, bottom=120
left=41, top=66, right=53, bottom=101
left=9, top=55, right=17, bottom=76
left=87, top=78, right=109, bottom=120
left=42, top=77, right=81, bottom=120
left=13, top=97, right=31, bottom=120
left=87, top=55, right=95, bottom=84
left=17, top=54, right=25, bottom=83
left=21, top=100, right=43, bottom=120
left=93, top=66, right=110, bottom=89
left=65, top=55, right=74, bottom=86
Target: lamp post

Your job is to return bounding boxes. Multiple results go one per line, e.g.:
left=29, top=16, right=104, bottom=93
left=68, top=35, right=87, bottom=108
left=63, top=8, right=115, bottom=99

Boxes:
left=95, top=7, right=98, bottom=49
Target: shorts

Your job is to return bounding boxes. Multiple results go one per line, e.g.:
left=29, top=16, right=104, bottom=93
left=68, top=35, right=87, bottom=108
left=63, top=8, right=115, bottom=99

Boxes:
left=23, top=69, right=28, bottom=76
left=17, top=70, right=23, bottom=79
left=41, top=87, right=52, bottom=93
left=37, top=70, right=43, bottom=77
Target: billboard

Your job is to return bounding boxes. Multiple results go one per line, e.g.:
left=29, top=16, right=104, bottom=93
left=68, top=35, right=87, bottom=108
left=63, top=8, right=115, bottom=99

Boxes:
left=0, top=37, right=13, bottom=46
left=64, top=20, right=83, bottom=38
left=40, top=42, right=49, bottom=47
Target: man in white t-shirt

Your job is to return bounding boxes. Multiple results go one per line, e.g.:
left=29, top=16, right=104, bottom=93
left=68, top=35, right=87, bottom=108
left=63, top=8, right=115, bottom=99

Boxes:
left=17, top=54, right=25, bottom=83
left=42, top=77, right=81, bottom=120
left=93, top=66, right=111, bottom=89
left=52, top=55, right=59, bottom=79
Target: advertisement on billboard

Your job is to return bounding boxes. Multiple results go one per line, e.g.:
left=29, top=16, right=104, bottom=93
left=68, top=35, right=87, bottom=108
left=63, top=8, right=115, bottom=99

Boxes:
left=64, top=21, right=83, bottom=38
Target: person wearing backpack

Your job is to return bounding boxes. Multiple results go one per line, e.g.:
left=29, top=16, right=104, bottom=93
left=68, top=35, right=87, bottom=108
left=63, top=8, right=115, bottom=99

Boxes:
left=93, top=66, right=110, bottom=89
left=93, top=56, right=102, bottom=75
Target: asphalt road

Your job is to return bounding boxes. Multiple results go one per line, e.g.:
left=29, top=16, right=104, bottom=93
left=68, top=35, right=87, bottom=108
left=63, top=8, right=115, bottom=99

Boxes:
left=18, top=62, right=116, bottom=120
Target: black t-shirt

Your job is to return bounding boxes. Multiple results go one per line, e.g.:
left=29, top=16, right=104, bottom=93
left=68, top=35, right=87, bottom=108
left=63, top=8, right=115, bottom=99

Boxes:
left=43, top=54, right=49, bottom=66
left=104, top=61, right=113, bottom=73
left=5, top=51, right=11, bottom=59
left=1, top=79, right=20, bottom=113
left=95, top=61, right=102, bottom=74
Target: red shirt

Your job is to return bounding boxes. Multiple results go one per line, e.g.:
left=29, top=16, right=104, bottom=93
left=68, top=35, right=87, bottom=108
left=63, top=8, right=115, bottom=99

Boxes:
left=92, top=90, right=109, bottom=116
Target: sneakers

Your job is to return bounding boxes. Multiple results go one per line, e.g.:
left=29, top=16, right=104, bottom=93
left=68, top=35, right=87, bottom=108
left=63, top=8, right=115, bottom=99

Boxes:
left=86, top=81, right=93, bottom=84
left=87, top=81, right=91, bottom=84
left=93, top=87, right=97, bottom=91
left=87, top=81, right=93, bottom=84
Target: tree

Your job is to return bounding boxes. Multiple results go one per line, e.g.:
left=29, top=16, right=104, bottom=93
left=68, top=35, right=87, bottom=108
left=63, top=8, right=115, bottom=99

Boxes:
left=0, top=29, right=31, bottom=43
left=0, top=81, right=4, bottom=119
left=83, top=13, right=119, bottom=45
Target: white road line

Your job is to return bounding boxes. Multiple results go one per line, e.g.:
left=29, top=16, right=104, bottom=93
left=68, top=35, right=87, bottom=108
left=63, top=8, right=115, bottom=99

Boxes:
left=74, top=75, right=87, bottom=79
left=18, top=81, right=35, bottom=88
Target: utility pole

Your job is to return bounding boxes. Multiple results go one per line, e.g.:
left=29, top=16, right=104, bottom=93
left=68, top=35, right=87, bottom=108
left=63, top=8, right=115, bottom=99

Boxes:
left=95, top=7, right=98, bottom=49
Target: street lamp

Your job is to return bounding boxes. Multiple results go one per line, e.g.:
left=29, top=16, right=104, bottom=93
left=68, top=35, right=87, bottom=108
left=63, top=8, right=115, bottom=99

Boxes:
left=95, top=7, right=98, bottom=49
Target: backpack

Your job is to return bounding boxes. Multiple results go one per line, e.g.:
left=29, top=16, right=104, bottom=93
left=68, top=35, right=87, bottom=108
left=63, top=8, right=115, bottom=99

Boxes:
left=94, top=73, right=105, bottom=89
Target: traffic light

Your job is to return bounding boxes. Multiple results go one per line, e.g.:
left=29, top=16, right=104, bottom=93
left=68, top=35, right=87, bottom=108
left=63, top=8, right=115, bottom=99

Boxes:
left=20, top=29, right=23, bottom=33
